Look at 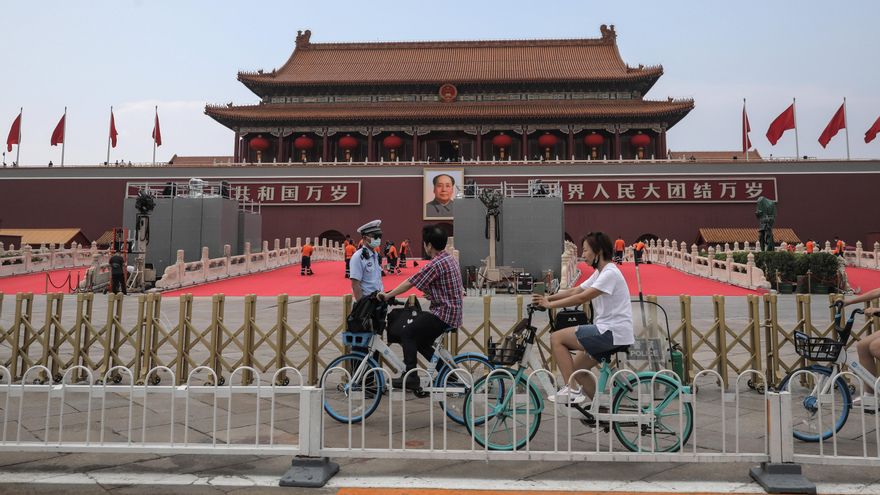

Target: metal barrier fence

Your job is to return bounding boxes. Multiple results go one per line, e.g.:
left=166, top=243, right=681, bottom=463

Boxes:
left=0, top=363, right=875, bottom=490
left=0, top=292, right=877, bottom=390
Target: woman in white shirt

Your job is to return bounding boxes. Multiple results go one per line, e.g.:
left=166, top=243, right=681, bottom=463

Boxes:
left=532, top=231, right=633, bottom=404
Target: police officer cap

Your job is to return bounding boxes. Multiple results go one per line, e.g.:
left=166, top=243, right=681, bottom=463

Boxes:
left=357, top=219, right=382, bottom=237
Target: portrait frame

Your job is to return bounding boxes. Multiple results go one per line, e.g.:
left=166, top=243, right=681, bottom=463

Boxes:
left=423, top=168, right=464, bottom=220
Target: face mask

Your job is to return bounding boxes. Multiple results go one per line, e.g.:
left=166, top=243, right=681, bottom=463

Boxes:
left=369, top=238, right=381, bottom=248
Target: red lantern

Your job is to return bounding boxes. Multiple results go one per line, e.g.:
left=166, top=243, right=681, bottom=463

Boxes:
left=491, top=133, right=513, bottom=148
left=294, top=135, right=314, bottom=150
left=382, top=134, right=403, bottom=149
left=584, top=133, right=605, bottom=147
left=248, top=135, right=270, bottom=152
left=338, top=135, right=358, bottom=150
left=630, top=133, right=651, bottom=148
left=537, top=133, right=558, bottom=148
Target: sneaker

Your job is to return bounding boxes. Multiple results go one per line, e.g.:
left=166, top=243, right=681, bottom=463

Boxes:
left=852, top=395, right=878, bottom=414
left=391, top=374, right=421, bottom=390
left=549, top=385, right=587, bottom=404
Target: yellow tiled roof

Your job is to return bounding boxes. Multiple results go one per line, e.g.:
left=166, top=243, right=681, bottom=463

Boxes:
left=0, top=229, right=87, bottom=245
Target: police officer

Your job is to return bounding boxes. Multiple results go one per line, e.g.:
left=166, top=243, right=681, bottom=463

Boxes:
left=350, top=220, right=384, bottom=301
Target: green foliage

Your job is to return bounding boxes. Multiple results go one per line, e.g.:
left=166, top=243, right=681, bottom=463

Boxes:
left=751, top=251, right=839, bottom=284
left=713, top=251, right=750, bottom=264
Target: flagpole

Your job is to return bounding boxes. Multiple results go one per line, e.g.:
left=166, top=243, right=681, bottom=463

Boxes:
left=152, top=106, right=157, bottom=166
left=792, top=98, right=800, bottom=159
left=744, top=98, right=749, bottom=161
left=60, top=107, right=67, bottom=167
left=106, top=106, right=112, bottom=166
left=15, top=107, right=22, bottom=166
left=843, top=97, right=850, bottom=160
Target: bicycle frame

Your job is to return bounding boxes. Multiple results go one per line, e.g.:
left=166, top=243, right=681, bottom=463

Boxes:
left=346, top=333, right=467, bottom=393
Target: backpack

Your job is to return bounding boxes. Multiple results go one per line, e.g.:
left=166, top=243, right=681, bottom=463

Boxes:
left=386, top=299, right=423, bottom=344
left=347, top=292, right=384, bottom=334
left=552, top=302, right=594, bottom=332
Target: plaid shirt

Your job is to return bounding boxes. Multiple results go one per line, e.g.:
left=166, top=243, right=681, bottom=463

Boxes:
left=407, top=251, right=463, bottom=328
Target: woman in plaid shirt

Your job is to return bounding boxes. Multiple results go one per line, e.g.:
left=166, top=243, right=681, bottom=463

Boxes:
left=379, top=225, right=463, bottom=390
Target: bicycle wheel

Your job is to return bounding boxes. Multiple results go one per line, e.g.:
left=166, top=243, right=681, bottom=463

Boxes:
left=463, top=371, right=543, bottom=451
left=321, top=353, right=384, bottom=424
left=778, top=366, right=850, bottom=442
left=435, top=353, right=495, bottom=425
left=612, top=374, right=693, bottom=452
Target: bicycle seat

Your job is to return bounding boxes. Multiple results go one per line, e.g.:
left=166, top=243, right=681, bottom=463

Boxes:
left=594, top=345, right=630, bottom=363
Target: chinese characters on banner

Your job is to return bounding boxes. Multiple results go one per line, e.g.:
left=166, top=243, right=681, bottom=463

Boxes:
left=560, top=178, right=777, bottom=204
left=128, top=181, right=361, bottom=206
left=227, top=181, right=360, bottom=205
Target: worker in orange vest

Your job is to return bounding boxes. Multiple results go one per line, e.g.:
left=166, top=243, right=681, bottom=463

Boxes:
left=613, top=236, right=625, bottom=264
left=805, top=239, right=815, bottom=254
left=344, top=240, right=357, bottom=278
left=387, top=241, right=400, bottom=274
left=633, top=240, right=646, bottom=264
left=833, top=236, right=846, bottom=257
left=301, top=241, right=315, bottom=276
left=399, top=239, right=409, bottom=269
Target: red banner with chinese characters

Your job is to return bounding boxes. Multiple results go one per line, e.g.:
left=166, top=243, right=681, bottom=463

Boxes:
left=127, top=180, right=361, bottom=206
left=227, top=181, right=360, bottom=205
left=560, top=178, right=777, bottom=204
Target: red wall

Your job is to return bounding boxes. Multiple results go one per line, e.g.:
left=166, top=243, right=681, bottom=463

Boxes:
left=0, top=169, right=877, bottom=254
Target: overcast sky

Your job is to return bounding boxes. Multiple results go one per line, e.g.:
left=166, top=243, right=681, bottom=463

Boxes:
left=3, top=0, right=879, bottom=166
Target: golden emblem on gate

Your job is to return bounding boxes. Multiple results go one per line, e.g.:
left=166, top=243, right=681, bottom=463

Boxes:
left=439, top=83, right=458, bottom=103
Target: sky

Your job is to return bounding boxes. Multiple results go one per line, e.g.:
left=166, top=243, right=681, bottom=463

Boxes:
left=2, top=0, right=880, bottom=166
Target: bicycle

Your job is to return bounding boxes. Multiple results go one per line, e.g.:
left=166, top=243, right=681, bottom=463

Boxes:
left=777, top=301, right=879, bottom=442
left=321, top=297, right=495, bottom=424
left=462, top=303, right=693, bottom=451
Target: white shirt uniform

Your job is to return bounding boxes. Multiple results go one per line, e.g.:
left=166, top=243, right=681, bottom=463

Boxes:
left=349, top=247, right=384, bottom=298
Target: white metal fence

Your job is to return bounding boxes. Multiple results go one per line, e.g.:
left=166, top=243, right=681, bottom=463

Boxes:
left=0, top=364, right=876, bottom=484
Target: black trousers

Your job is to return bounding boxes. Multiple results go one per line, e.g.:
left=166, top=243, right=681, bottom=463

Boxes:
left=345, top=257, right=351, bottom=277
left=301, top=256, right=312, bottom=273
left=400, top=312, right=449, bottom=370
left=399, top=253, right=407, bottom=267
left=111, top=273, right=127, bottom=294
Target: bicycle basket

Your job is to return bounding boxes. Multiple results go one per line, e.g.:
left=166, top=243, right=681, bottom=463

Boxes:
left=793, top=331, right=844, bottom=362
left=342, top=332, right=373, bottom=348
left=487, top=322, right=529, bottom=366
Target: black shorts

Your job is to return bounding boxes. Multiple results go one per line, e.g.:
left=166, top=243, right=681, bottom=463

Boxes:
left=575, top=325, right=617, bottom=362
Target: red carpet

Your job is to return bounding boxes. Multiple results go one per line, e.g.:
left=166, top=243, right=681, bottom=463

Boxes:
left=573, top=262, right=757, bottom=296
left=0, top=268, right=88, bottom=294
left=847, top=267, right=880, bottom=294
left=11, top=262, right=876, bottom=298
left=164, top=261, right=424, bottom=297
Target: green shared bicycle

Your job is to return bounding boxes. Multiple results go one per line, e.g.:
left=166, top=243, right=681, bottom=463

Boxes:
left=462, top=303, right=694, bottom=451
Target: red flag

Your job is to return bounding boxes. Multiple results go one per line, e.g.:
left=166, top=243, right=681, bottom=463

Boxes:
left=109, top=110, right=118, bottom=148
left=6, top=112, right=21, bottom=152
left=152, top=111, right=162, bottom=146
left=51, top=113, right=65, bottom=146
left=818, top=103, right=846, bottom=148
left=766, top=104, right=796, bottom=145
left=866, top=116, right=880, bottom=144
left=742, top=104, right=752, bottom=152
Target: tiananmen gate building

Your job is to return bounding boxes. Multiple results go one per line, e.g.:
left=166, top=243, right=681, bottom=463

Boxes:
left=1, top=26, right=879, bottom=260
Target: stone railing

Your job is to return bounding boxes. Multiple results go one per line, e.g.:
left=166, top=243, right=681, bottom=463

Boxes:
left=843, top=241, right=880, bottom=270
left=0, top=242, right=109, bottom=278
left=633, top=239, right=770, bottom=290
left=559, top=240, right=580, bottom=288
left=155, top=237, right=344, bottom=290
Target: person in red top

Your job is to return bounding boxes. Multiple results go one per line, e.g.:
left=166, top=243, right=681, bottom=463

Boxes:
left=387, top=242, right=399, bottom=274
left=379, top=225, right=463, bottom=389
left=344, top=241, right=357, bottom=278
left=613, top=236, right=625, bottom=265
left=833, top=236, right=846, bottom=257
left=805, top=239, right=815, bottom=254
left=633, top=240, right=646, bottom=264
left=300, top=241, right=315, bottom=276
left=399, top=239, right=409, bottom=269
